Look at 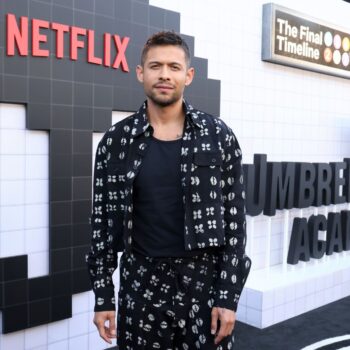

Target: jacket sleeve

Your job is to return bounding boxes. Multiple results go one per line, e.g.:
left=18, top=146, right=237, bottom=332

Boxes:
left=214, top=126, right=251, bottom=311
left=86, top=135, right=118, bottom=312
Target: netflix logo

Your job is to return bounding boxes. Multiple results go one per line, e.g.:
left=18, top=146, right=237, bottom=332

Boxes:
left=6, top=13, right=130, bottom=72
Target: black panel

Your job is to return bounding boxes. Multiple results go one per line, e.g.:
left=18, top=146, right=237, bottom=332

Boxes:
left=3, top=256, right=27, bottom=282
left=73, top=83, right=94, bottom=106
left=72, top=268, right=91, bottom=294
left=73, top=154, right=92, bottom=176
left=29, top=56, right=52, bottom=79
left=29, top=276, right=50, bottom=301
left=52, top=81, right=73, bottom=105
left=29, top=78, right=51, bottom=104
left=51, top=225, right=73, bottom=249
left=50, top=248, right=72, bottom=273
left=73, top=107, right=93, bottom=130
left=50, top=272, right=71, bottom=297
left=73, top=177, right=92, bottom=200
left=2, top=304, right=28, bottom=333
left=3, top=75, right=28, bottom=102
left=149, top=6, right=165, bottom=29
left=51, top=177, right=72, bottom=201
left=73, top=223, right=91, bottom=246
left=72, top=245, right=90, bottom=269
left=27, top=103, right=51, bottom=130
left=51, top=154, right=73, bottom=177
left=75, top=0, right=94, bottom=12
left=72, top=200, right=91, bottom=224
left=50, top=201, right=72, bottom=226
left=73, top=130, right=92, bottom=154
left=132, top=2, right=149, bottom=26
left=29, top=299, right=50, bottom=327
left=50, top=295, right=72, bottom=322
left=50, top=130, right=73, bottom=154
left=52, top=105, right=73, bottom=129
left=4, top=55, right=28, bottom=76
left=4, top=280, right=28, bottom=306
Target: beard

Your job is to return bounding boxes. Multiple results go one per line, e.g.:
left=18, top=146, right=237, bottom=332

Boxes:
left=146, top=87, right=183, bottom=107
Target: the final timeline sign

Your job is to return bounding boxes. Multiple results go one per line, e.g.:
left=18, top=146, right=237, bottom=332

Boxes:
left=262, top=3, right=350, bottom=79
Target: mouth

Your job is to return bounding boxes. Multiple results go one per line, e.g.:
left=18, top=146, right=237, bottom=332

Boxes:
left=154, top=84, right=174, bottom=90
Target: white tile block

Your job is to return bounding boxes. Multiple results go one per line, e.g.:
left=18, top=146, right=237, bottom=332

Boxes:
left=25, top=155, right=49, bottom=180
left=88, top=331, right=116, bottom=350
left=0, top=103, right=26, bottom=129
left=28, top=251, right=49, bottom=278
left=246, top=307, right=262, bottom=328
left=273, top=303, right=286, bottom=324
left=25, top=204, right=49, bottom=229
left=261, top=308, right=274, bottom=328
left=284, top=301, right=295, bottom=319
left=0, top=229, right=25, bottom=257
left=238, top=288, right=247, bottom=306
left=48, top=320, right=69, bottom=344
left=0, top=330, right=25, bottom=350
left=0, top=205, right=25, bottom=231
left=236, top=305, right=246, bottom=323
left=24, top=325, right=48, bottom=349
left=0, top=155, right=26, bottom=180
left=68, top=335, right=88, bottom=350
left=0, top=180, right=25, bottom=205
left=25, top=180, right=48, bottom=204
left=246, top=288, right=262, bottom=310
left=273, top=287, right=286, bottom=306
left=48, top=340, right=69, bottom=350
left=262, top=290, right=274, bottom=310
left=25, top=228, right=48, bottom=254
left=0, top=129, right=26, bottom=154
left=68, top=312, right=89, bottom=338
left=72, top=292, right=90, bottom=315
left=25, top=130, right=49, bottom=155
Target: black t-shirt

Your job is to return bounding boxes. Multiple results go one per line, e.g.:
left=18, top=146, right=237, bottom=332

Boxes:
left=131, top=135, right=212, bottom=257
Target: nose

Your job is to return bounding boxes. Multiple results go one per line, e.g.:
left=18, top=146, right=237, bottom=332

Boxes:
left=159, top=66, right=171, bottom=80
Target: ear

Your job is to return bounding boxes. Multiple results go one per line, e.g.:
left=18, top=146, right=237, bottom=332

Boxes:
left=136, top=65, right=144, bottom=83
left=185, top=67, right=195, bottom=87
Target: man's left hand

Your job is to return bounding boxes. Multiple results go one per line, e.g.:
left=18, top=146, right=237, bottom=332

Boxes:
left=211, top=306, right=236, bottom=345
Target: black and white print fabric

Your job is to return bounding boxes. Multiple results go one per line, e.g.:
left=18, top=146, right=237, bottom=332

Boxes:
left=86, top=100, right=251, bottom=313
left=117, top=250, right=235, bottom=350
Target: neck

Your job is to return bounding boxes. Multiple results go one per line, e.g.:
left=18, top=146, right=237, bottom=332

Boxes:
left=146, top=98, right=184, bottom=126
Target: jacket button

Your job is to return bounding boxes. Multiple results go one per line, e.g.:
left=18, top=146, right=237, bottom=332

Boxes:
left=212, top=158, right=216, bottom=163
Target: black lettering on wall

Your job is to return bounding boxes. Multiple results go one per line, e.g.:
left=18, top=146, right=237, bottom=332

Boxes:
left=264, top=161, right=295, bottom=216
left=314, top=163, right=332, bottom=207
left=330, top=162, right=346, bottom=204
left=326, top=213, right=343, bottom=254
left=244, top=154, right=267, bottom=216
left=308, top=214, right=326, bottom=259
left=287, top=217, right=311, bottom=264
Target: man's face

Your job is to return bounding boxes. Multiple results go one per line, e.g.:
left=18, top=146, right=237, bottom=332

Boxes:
left=136, top=45, right=194, bottom=107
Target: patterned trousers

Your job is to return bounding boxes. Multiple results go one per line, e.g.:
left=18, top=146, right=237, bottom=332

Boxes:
left=116, top=250, right=235, bottom=350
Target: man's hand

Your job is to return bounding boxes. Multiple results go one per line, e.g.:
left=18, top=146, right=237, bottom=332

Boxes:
left=93, top=311, right=116, bottom=344
left=211, top=307, right=236, bottom=345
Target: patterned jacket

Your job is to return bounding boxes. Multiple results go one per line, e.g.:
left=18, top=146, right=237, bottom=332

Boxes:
left=86, top=100, right=251, bottom=312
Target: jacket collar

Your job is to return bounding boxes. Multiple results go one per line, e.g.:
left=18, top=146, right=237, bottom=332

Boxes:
left=132, top=99, right=204, bottom=138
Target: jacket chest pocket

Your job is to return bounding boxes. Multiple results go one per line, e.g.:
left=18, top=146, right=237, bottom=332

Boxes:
left=191, top=151, right=223, bottom=203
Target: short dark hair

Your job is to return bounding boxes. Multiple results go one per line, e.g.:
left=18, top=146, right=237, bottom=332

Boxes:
left=141, top=31, right=191, bottom=67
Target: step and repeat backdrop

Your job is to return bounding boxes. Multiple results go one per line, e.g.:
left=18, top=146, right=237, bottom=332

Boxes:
left=0, top=0, right=350, bottom=349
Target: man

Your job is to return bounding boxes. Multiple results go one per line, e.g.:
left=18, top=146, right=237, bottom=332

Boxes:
left=86, top=31, right=251, bottom=349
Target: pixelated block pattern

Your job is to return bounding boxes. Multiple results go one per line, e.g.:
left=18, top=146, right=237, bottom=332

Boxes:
left=0, top=0, right=220, bottom=333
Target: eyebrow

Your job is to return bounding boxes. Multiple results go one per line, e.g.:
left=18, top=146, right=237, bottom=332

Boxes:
left=147, top=60, right=183, bottom=66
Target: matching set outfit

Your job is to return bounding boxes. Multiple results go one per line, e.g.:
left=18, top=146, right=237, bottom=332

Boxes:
left=86, top=100, right=251, bottom=349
